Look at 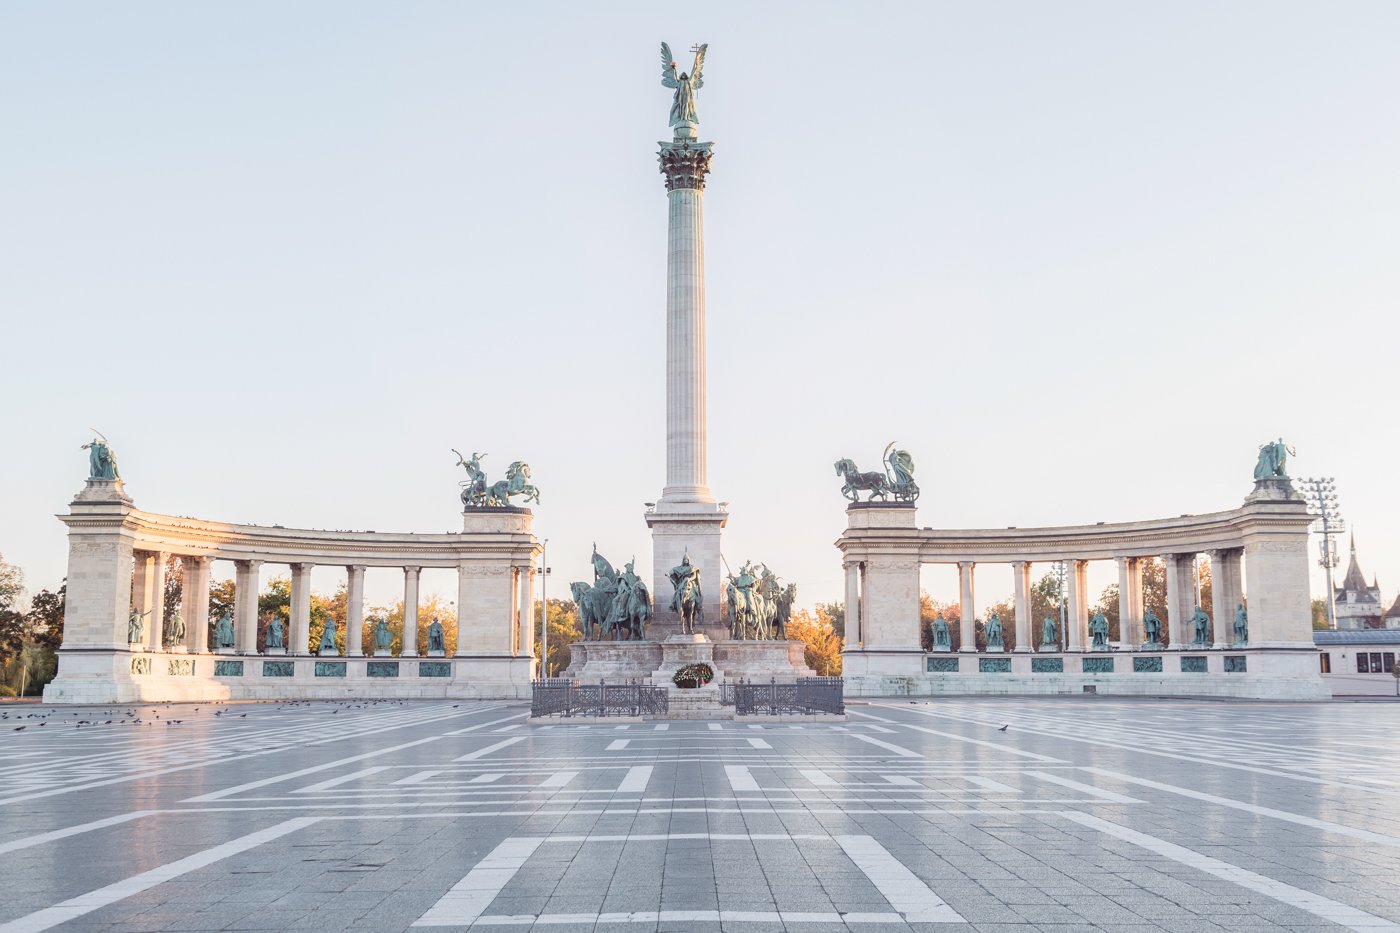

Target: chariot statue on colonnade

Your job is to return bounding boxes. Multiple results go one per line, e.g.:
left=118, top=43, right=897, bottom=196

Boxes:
left=835, top=442, right=920, bottom=503
left=454, top=450, right=541, bottom=508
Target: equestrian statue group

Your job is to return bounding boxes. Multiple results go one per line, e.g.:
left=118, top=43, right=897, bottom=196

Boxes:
left=454, top=450, right=541, bottom=508
left=725, top=561, right=796, bottom=641
left=571, top=547, right=653, bottom=642
left=835, top=442, right=919, bottom=503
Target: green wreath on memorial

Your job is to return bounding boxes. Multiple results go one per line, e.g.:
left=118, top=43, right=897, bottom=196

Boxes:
left=672, top=662, right=714, bottom=689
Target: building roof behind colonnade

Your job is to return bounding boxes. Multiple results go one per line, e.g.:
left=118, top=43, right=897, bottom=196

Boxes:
left=1313, top=630, right=1400, bottom=646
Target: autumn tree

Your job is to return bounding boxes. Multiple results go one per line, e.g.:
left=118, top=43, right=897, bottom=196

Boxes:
left=534, top=598, right=581, bottom=677
left=786, top=608, right=843, bottom=675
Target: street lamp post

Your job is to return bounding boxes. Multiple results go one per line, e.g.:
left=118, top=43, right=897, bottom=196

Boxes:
left=1298, top=478, right=1344, bottom=631
left=539, top=539, right=550, bottom=677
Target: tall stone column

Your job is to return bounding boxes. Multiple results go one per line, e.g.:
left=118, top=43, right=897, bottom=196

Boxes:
left=1012, top=561, right=1032, bottom=652
left=958, top=562, right=977, bottom=652
left=147, top=552, right=168, bottom=651
left=1164, top=553, right=1195, bottom=649
left=290, top=563, right=313, bottom=655
left=234, top=559, right=262, bottom=654
left=517, top=567, right=535, bottom=664
left=844, top=563, right=862, bottom=647
left=1117, top=557, right=1143, bottom=647
left=132, top=552, right=155, bottom=649
left=183, top=557, right=211, bottom=653
left=1065, top=560, right=1087, bottom=651
left=647, top=131, right=727, bottom=633
left=402, top=566, right=421, bottom=657
left=1212, top=549, right=1244, bottom=647
left=346, top=565, right=365, bottom=657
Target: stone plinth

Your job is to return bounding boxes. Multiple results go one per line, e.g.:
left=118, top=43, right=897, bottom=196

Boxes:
left=565, top=634, right=814, bottom=685
left=652, top=633, right=724, bottom=685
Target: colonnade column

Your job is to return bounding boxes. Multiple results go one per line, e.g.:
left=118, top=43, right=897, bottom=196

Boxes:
left=184, top=557, right=212, bottom=653
left=148, top=551, right=168, bottom=650
left=844, top=563, right=861, bottom=648
left=346, top=565, right=365, bottom=657
left=958, top=562, right=976, bottom=652
left=1164, top=553, right=1194, bottom=649
left=1065, top=560, right=1087, bottom=651
left=234, top=559, right=262, bottom=654
left=1012, top=561, right=1032, bottom=652
left=1209, top=549, right=1241, bottom=648
left=517, top=567, right=534, bottom=662
left=289, top=563, right=313, bottom=655
left=131, top=552, right=154, bottom=649
left=402, top=566, right=421, bottom=657
left=1117, top=557, right=1143, bottom=647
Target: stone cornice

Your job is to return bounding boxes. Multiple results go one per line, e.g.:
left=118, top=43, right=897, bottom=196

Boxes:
left=62, top=507, right=539, bottom=568
left=839, top=499, right=1310, bottom=564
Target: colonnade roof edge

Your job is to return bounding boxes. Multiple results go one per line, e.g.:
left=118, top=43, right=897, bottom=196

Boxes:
left=59, top=497, right=540, bottom=567
left=837, top=495, right=1312, bottom=563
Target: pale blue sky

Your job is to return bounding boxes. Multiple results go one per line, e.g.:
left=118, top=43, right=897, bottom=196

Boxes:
left=2, top=2, right=1397, bottom=613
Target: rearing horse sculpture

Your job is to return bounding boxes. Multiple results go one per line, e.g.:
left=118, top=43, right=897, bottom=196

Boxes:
left=834, top=458, right=890, bottom=502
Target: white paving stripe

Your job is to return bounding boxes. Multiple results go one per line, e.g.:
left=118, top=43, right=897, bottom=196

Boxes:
left=294, top=766, right=391, bottom=794
left=470, top=910, right=907, bottom=925
left=393, top=770, right=443, bottom=786
left=0, top=817, right=318, bottom=933
left=851, top=734, right=922, bottom=758
left=802, top=769, right=839, bottom=787
left=852, top=709, right=1065, bottom=763
left=834, top=835, right=966, bottom=923
left=1081, top=767, right=1400, bottom=847
left=540, top=771, right=578, bottom=789
left=725, top=766, right=760, bottom=792
left=454, top=736, right=527, bottom=762
left=1060, top=812, right=1400, bottom=932
left=412, top=836, right=544, bottom=927
left=606, top=739, right=630, bottom=751
left=470, top=773, right=506, bottom=784
left=186, top=712, right=521, bottom=802
left=961, top=776, right=1018, bottom=793
left=1024, top=770, right=1141, bottom=803
left=617, top=766, right=653, bottom=793
left=747, top=738, right=772, bottom=749
left=0, top=810, right=157, bottom=856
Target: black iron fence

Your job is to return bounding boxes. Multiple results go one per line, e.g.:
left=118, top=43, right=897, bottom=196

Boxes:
left=729, top=677, right=845, bottom=716
left=530, top=679, right=669, bottom=718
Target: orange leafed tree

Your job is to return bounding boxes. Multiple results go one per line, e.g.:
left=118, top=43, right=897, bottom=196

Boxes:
left=786, top=608, right=843, bottom=675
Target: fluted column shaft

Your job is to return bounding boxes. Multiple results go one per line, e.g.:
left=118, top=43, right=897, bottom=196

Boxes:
left=346, top=566, right=365, bottom=657
left=663, top=186, right=711, bottom=503
left=1117, top=557, right=1142, bottom=647
left=402, top=566, right=421, bottom=657
left=1066, top=560, right=1087, bottom=651
left=1012, top=561, right=1032, bottom=652
left=147, top=552, right=168, bottom=650
left=844, top=563, right=861, bottom=647
left=185, top=557, right=212, bottom=653
left=958, top=562, right=977, bottom=652
left=517, top=567, right=534, bottom=662
left=290, top=563, right=313, bottom=655
left=234, top=560, right=261, bottom=654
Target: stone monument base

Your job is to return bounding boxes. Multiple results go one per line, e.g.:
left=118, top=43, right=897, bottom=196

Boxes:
left=565, top=634, right=814, bottom=684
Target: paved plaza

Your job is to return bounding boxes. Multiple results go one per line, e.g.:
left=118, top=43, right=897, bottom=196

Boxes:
left=2, top=698, right=1399, bottom=933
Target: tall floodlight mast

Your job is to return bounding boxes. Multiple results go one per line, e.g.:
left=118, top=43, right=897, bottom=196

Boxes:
left=1298, top=478, right=1344, bottom=630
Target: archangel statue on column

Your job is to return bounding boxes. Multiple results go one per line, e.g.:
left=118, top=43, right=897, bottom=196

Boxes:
left=660, top=42, right=707, bottom=128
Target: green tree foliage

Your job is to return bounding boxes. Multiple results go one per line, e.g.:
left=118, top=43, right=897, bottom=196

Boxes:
left=786, top=608, right=843, bottom=675
left=0, top=553, right=26, bottom=662
left=534, top=598, right=581, bottom=677
left=1312, top=599, right=1329, bottom=630
left=817, top=602, right=845, bottom=639
left=27, top=584, right=65, bottom=652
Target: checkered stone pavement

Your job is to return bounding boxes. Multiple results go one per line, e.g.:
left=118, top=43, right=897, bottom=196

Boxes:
left=2, top=697, right=1398, bottom=932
